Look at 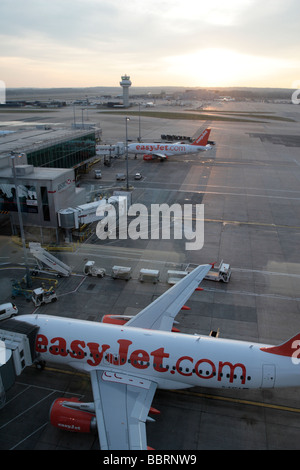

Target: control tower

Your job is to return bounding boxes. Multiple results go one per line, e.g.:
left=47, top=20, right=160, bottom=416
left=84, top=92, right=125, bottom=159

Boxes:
left=120, top=74, right=132, bottom=108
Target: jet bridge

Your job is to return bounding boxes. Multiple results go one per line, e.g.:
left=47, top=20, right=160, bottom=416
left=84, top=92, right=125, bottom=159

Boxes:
left=0, top=319, right=39, bottom=408
left=29, top=242, right=72, bottom=277
left=57, top=195, right=129, bottom=230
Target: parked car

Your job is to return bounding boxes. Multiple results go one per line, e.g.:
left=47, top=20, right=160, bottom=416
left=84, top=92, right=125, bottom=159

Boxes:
left=134, top=172, right=142, bottom=180
left=94, top=169, right=102, bottom=179
left=0, top=302, right=18, bottom=321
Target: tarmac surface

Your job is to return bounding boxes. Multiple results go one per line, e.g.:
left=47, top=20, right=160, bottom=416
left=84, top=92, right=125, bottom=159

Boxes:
left=1, top=100, right=300, bottom=451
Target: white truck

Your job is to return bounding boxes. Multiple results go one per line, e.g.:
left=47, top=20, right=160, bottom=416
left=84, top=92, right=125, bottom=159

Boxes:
left=32, top=287, right=57, bottom=307
left=185, top=261, right=232, bottom=283
left=83, top=261, right=106, bottom=278
left=204, top=261, right=231, bottom=283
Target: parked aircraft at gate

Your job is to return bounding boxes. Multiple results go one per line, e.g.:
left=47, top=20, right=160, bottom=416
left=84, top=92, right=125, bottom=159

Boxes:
left=128, top=128, right=212, bottom=160
left=13, top=264, right=300, bottom=450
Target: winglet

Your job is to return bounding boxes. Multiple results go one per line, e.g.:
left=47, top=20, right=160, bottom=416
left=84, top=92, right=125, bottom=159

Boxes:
left=260, top=333, right=300, bottom=357
left=192, top=128, right=211, bottom=146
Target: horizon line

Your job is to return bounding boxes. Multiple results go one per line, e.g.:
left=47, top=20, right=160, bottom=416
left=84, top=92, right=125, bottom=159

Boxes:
left=5, top=85, right=297, bottom=91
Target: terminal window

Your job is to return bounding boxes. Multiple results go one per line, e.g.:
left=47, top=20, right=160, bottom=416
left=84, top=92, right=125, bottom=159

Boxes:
left=0, top=183, right=38, bottom=213
left=27, top=133, right=96, bottom=168
left=40, top=186, right=50, bottom=221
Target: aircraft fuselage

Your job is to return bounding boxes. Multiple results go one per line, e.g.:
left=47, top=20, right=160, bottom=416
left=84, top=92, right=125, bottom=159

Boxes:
left=128, top=142, right=210, bottom=156
left=17, top=314, right=300, bottom=391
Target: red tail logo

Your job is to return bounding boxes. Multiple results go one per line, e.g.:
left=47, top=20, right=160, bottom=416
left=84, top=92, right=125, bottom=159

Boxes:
left=260, top=333, right=300, bottom=361
left=192, top=128, right=211, bottom=146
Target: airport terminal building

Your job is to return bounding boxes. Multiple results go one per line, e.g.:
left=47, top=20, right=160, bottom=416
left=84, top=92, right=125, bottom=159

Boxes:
left=0, top=127, right=99, bottom=242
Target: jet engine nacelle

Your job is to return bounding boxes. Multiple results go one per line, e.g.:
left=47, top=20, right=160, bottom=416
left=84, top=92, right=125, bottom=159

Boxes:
left=102, top=314, right=180, bottom=332
left=50, top=397, right=160, bottom=434
left=50, top=398, right=96, bottom=433
left=102, top=314, right=132, bottom=325
left=143, top=154, right=153, bottom=160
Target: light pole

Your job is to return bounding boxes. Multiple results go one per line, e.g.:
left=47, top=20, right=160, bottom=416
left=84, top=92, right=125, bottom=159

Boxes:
left=138, top=103, right=141, bottom=142
left=125, top=117, right=130, bottom=191
left=11, top=152, right=31, bottom=287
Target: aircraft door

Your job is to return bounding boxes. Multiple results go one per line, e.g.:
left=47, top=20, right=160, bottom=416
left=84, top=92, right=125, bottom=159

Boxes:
left=262, top=364, right=276, bottom=388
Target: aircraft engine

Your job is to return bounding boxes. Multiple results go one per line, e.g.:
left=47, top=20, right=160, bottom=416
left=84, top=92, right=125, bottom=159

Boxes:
left=143, top=154, right=153, bottom=160
left=102, top=314, right=180, bottom=332
left=50, top=397, right=160, bottom=433
left=102, top=314, right=132, bottom=325
left=50, top=398, right=96, bottom=433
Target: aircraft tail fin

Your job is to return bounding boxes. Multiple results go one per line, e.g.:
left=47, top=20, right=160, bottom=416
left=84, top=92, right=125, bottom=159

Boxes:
left=260, top=333, right=300, bottom=357
left=191, top=128, right=211, bottom=146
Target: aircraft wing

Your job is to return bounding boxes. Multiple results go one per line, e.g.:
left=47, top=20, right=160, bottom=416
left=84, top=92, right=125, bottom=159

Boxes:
left=126, top=264, right=210, bottom=331
left=90, top=369, right=157, bottom=450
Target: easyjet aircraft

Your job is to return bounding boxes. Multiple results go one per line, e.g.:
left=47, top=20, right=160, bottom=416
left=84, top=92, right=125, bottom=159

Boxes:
left=128, top=128, right=212, bottom=161
left=14, top=264, right=300, bottom=450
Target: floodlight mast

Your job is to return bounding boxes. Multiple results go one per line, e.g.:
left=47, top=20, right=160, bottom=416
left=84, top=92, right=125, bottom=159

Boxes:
left=125, top=117, right=130, bottom=191
left=11, top=152, right=32, bottom=287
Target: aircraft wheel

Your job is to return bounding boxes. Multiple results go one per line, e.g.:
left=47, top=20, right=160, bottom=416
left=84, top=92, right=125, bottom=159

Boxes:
left=35, top=360, right=46, bottom=371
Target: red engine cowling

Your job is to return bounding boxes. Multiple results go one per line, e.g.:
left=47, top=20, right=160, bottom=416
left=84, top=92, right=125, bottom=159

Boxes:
left=102, top=314, right=180, bottom=332
left=50, top=398, right=160, bottom=434
left=102, top=314, right=132, bottom=325
left=143, top=154, right=153, bottom=160
left=50, top=398, right=96, bottom=433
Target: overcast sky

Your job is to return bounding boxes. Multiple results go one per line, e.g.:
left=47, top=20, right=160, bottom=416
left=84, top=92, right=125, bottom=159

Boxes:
left=0, top=0, right=299, bottom=88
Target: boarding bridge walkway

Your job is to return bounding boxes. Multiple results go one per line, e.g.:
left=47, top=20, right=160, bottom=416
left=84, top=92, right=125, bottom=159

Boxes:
left=0, top=319, right=39, bottom=409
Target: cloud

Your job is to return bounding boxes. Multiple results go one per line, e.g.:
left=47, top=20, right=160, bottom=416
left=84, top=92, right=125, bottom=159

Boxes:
left=0, top=0, right=299, bottom=87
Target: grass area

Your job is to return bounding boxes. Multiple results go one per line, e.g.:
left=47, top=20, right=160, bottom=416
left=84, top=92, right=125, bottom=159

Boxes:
left=99, top=110, right=268, bottom=123
left=187, top=109, right=276, bottom=114
left=185, top=109, right=295, bottom=122
left=0, top=108, right=57, bottom=113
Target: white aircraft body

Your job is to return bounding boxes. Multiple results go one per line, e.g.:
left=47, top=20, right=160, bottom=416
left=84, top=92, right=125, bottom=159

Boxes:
left=13, top=264, right=300, bottom=450
left=128, top=128, right=212, bottom=161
